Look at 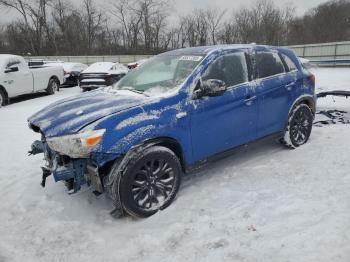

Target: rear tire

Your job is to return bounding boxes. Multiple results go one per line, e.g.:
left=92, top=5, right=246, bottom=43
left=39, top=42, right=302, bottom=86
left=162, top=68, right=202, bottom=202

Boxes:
left=281, top=104, right=314, bottom=149
left=109, top=146, right=182, bottom=218
left=46, top=79, right=59, bottom=95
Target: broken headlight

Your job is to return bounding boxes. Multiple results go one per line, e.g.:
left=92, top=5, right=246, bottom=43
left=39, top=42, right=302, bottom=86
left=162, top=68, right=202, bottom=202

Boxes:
left=46, top=129, right=106, bottom=158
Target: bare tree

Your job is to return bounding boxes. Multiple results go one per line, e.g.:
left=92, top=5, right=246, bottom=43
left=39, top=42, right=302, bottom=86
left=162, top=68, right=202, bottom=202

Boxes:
left=288, top=0, right=350, bottom=44
left=206, top=8, right=226, bottom=45
left=83, top=0, right=104, bottom=54
left=109, top=0, right=133, bottom=48
left=0, top=0, right=36, bottom=53
left=1, top=0, right=350, bottom=55
left=233, top=0, right=294, bottom=45
left=217, top=21, right=239, bottom=44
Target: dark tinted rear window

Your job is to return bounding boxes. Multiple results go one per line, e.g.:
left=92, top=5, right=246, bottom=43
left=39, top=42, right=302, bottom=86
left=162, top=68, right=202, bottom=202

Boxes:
left=256, top=51, right=285, bottom=78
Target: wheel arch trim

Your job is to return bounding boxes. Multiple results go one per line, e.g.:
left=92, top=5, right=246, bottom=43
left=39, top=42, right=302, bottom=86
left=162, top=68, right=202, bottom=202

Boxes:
left=49, top=75, right=61, bottom=85
left=0, top=85, right=9, bottom=98
left=289, top=95, right=316, bottom=116
left=110, top=136, right=186, bottom=178
left=127, top=136, right=186, bottom=172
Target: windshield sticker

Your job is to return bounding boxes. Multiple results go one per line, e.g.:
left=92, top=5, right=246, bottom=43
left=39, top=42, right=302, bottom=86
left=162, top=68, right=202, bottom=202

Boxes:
left=179, top=56, right=202, bottom=62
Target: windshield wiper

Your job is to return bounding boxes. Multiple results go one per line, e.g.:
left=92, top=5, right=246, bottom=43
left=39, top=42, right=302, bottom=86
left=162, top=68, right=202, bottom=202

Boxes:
left=121, top=87, right=150, bottom=97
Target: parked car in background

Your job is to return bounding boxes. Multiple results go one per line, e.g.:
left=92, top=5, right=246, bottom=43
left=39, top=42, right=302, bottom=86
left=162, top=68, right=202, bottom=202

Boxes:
left=79, top=62, right=128, bottom=91
left=28, top=45, right=316, bottom=218
left=127, top=59, right=148, bottom=70
left=0, top=55, right=64, bottom=106
left=44, top=62, right=88, bottom=87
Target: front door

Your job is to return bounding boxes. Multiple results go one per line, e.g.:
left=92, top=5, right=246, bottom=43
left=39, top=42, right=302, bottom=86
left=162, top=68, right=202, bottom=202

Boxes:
left=190, top=51, right=258, bottom=162
left=2, top=58, right=32, bottom=97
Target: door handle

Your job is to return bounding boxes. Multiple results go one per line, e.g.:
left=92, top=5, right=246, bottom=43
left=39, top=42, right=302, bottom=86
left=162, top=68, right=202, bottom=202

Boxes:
left=244, top=95, right=257, bottom=106
left=285, top=82, right=296, bottom=91
left=4, top=80, right=14, bottom=84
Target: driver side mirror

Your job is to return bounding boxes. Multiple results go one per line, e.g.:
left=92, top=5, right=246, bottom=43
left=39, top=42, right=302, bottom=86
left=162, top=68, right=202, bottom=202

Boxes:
left=4, top=66, right=19, bottom=73
left=193, top=79, right=227, bottom=99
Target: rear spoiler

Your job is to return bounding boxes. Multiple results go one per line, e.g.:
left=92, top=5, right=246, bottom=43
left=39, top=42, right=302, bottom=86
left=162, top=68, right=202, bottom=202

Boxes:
left=317, top=90, right=350, bottom=98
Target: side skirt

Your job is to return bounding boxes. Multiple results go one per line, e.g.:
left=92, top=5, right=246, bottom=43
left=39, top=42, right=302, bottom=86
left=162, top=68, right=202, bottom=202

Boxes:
left=185, top=131, right=284, bottom=174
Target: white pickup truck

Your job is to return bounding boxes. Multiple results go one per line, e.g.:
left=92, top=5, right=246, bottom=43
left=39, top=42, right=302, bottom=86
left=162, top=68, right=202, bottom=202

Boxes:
left=0, top=55, right=64, bottom=106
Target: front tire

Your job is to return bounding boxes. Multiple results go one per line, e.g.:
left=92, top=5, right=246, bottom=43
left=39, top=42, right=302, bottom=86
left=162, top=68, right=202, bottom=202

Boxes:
left=0, top=89, right=6, bottom=107
left=117, top=146, right=182, bottom=218
left=281, top=104, right=314, bottom=149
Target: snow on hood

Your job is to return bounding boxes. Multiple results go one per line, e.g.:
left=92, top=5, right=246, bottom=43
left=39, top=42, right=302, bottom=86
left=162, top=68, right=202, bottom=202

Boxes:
left=28, top=89, right=148, bottom=137
left=82, top=62, right=128, bottom=74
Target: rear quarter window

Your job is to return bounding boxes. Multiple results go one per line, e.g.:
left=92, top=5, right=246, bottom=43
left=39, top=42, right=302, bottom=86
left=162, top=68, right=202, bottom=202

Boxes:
left=256, top=51, right=285, bottom=79
left=281, top=53, right=298, bottom=72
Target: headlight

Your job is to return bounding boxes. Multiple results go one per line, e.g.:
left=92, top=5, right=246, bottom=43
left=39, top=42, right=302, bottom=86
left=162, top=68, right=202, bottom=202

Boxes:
left=46, top=129, right=106, bottom=158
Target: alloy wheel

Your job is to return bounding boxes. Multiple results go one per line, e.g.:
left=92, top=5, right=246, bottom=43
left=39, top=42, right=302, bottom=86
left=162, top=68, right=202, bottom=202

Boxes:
left=290, top=108, right=311, bottom=145
left=131, top=159, right=176, bottom=210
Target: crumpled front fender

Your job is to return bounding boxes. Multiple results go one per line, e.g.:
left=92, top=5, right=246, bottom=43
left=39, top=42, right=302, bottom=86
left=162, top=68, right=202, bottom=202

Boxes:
left=29, top=140, right=88, bottom=193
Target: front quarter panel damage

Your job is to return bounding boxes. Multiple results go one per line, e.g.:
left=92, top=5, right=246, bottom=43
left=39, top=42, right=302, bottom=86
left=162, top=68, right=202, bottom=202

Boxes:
left=89, top=92, right=193, bottom=167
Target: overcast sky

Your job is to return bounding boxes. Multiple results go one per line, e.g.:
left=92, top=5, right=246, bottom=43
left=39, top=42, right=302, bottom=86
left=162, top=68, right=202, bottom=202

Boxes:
left=173, top=0, right=330, bottom=16
left=0, top=0, right=331, bottom=23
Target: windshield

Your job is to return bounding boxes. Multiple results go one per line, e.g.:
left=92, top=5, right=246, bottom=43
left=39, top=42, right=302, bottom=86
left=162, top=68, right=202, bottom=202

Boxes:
left=114, top=54, right=203, bottom=95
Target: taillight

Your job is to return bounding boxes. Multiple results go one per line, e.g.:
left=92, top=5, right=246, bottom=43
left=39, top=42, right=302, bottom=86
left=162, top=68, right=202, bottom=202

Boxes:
left=105, top=74, right=113, bottom=85
left=308, top=73, right=315, bottom=82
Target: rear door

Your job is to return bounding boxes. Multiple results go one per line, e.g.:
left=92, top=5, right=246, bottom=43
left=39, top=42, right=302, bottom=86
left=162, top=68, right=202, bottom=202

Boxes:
left=280, top=52, right=303, bottom=103
left=190, top=51, right=258, bottom=162
left=254, top=49, right=291, bottom=138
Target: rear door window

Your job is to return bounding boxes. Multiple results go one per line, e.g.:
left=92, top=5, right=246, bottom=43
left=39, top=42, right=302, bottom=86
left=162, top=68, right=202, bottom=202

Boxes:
left=256, top=51, right=285, bottom=79
left=202, top=52, right=249, bottom=87
left=281, top=53, right=298, bottom=72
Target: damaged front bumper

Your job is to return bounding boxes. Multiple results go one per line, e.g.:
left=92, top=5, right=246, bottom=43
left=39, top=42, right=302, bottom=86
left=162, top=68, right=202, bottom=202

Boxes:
left=29, top=140, right=103, bottom=194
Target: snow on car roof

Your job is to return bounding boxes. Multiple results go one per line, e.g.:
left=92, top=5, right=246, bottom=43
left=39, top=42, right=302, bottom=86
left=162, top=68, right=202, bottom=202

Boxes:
left=0, top=54, right=20, bottom=58
left=83, top=62, right=116, bottom=73
left=83, top=62, right=128, bottom=74
left=0, top=54, right=24, bottom=69
left=109, top=63, right=129, bottom=74
left=162, top=44, right=259, bottom=56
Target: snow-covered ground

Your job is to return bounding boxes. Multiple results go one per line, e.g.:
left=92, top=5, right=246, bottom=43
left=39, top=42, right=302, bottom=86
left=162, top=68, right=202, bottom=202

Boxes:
left=0, top=68, right=350, bottom=262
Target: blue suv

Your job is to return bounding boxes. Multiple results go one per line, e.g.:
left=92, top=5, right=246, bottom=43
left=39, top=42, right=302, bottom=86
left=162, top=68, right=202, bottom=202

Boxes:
left=28, top=45, right=316, bottom=218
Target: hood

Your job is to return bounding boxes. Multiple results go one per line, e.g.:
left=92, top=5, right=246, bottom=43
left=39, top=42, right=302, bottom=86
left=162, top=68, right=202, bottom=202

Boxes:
left=28, top=88, right=148, bottom=137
